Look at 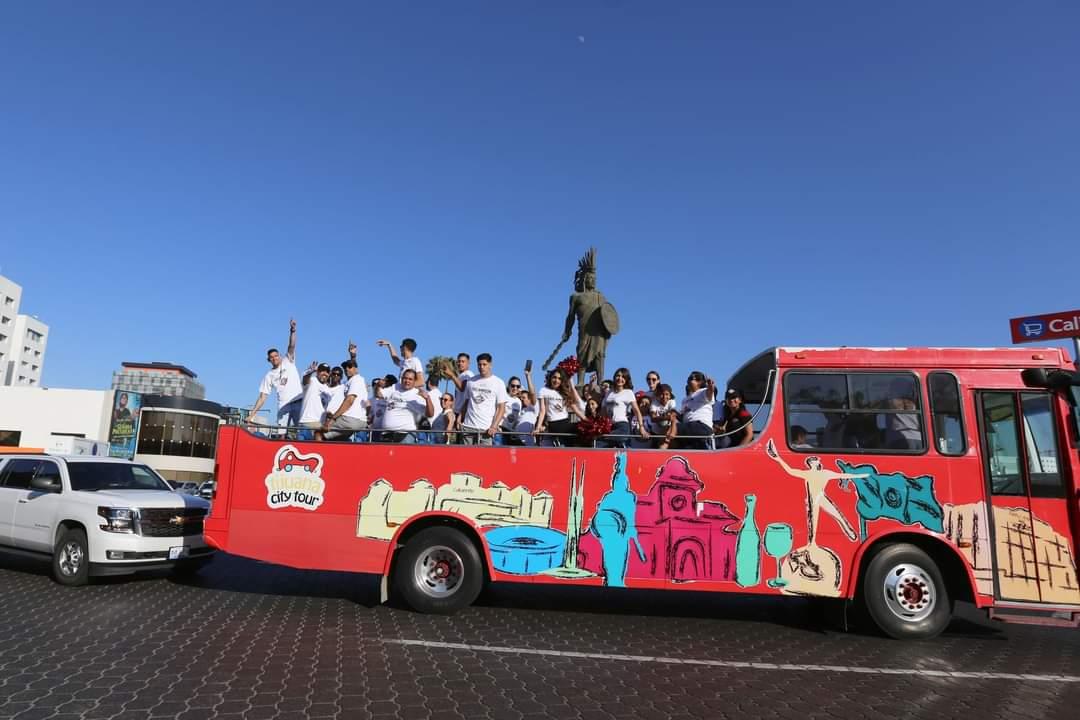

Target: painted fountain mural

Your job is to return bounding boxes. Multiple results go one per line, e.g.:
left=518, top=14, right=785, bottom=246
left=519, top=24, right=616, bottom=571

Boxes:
left=355, top=443, right=1080, bottom=601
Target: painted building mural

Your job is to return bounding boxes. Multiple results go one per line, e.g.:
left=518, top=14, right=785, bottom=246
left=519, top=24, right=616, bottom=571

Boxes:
left=348, top=443, right=1080, bottom=604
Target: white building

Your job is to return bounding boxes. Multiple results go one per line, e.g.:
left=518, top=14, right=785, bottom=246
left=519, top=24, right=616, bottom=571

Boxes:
left=0, top=386, right=222, bottom=485
left=0, top=274, right=49, bottom=387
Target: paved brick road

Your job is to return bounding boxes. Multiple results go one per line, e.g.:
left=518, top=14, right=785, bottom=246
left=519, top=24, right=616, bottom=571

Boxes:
left=2, top=552, right=1079, bottom=720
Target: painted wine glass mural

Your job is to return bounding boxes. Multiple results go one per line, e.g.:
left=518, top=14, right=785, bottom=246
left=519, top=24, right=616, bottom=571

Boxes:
left=763, top=523, right=794, bottom=588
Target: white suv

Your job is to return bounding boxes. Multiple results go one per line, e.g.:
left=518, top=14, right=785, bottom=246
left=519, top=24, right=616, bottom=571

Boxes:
left=0, top=452, right=214, bottom=586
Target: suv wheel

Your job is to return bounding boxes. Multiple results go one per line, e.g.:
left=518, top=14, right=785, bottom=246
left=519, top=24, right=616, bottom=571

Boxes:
left=53, top=528, right=90, bottom=587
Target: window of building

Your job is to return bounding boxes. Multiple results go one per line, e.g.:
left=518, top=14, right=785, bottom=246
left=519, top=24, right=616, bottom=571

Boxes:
left=3, top=296, right=12, bottom=307
left=0, top=430, right=22, bottom=447
left=784, top=371, right=926, bottom=453
left=137, top=410, right=217, bottom=459
left=1, top=316, right=10, bottom=325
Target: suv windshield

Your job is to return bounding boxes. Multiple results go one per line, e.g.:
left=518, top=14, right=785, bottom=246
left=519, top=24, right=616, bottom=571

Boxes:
left=67, top=463, right=172, bottom=492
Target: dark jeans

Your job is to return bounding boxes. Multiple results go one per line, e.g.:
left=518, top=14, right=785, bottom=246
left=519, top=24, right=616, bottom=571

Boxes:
left=603, top=421, right=631, bottom=448
left=677, top=420, right=714, bottom=450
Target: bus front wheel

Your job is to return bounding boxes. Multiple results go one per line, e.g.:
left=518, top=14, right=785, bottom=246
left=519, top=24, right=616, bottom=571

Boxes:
left=394, top=526, right=484, bottom=614
left=861, top=543, right=952, bottom=640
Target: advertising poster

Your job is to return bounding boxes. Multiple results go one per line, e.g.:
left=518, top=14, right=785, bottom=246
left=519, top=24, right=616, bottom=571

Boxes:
left=109, top=390, right=142, bottom=459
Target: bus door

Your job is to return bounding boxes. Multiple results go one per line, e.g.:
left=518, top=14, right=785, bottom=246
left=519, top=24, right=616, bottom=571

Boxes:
left=977, top=390, right=1080, bottom=605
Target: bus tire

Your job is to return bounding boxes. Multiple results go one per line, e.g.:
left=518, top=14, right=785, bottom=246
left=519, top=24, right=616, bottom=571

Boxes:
left=394, top=527, right=483, bottom=615
left=861, top=543, right=951, bottom=640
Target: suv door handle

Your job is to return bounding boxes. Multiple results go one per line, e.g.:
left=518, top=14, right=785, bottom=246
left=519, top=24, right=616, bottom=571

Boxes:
left=17, top=499, right=28, bottom=504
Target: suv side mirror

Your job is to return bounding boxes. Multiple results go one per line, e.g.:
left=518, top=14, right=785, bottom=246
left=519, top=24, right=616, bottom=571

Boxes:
left=31, top=476, right=61, bottom=493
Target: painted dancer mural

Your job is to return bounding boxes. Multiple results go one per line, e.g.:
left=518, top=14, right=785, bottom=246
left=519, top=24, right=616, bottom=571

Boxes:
left=765, top=439, right=857, bottom=596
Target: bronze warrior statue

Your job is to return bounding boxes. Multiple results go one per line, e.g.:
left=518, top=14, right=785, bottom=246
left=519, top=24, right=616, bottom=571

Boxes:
left=543, top=248, right=620, bottom=388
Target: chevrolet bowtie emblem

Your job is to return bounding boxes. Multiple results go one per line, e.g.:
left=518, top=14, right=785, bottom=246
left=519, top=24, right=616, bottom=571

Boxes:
left=169, top=515, right=185, bottom=525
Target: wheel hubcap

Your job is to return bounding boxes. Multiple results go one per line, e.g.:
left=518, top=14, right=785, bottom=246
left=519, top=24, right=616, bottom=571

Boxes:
left=413, top=545, right=464, bottom=598
left=58, top=542, right=84, bottom=577
left=882, top=563, right=935, bottom=623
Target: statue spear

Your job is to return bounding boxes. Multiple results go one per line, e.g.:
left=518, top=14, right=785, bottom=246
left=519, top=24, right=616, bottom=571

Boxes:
left=541, top=337, right=568, bottom=371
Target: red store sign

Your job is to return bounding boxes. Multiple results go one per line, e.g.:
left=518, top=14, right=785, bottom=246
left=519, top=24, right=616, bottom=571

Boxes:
left=1009, top=309, right=1080, bottom=344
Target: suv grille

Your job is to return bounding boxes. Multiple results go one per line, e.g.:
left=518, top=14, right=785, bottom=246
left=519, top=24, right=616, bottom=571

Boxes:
left=137, top=508, right=206, bottom=537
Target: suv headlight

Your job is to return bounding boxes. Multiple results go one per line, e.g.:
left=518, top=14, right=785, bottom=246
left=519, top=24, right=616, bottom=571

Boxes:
left=98, top=507, right=135, bottom=534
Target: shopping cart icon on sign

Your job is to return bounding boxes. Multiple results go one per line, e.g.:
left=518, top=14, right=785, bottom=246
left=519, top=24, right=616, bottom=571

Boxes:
left=1021, top=320, right=1046, bottom=338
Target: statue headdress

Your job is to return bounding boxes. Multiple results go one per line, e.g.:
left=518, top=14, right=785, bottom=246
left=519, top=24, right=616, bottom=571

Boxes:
left=576, top=248, right=597, bottom=283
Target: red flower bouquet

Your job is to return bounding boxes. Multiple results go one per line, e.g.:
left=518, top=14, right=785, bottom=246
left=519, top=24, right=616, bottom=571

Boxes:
left=556, top=355, right=580, bottom=376
left=577, top=415, right=612, bottom=440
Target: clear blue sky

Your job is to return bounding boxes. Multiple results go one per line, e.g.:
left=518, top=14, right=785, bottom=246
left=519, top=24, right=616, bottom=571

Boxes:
left=2, top=2, right=1078, bottom=408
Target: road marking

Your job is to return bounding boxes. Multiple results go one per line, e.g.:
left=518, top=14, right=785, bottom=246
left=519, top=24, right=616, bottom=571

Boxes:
left=382, top=639, right=1080, bottom=683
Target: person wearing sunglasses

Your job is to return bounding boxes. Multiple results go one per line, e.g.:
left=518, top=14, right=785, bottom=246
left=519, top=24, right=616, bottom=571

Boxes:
left=501, top=376, right=524, bottom=445
left=430, top=393, right=457, bottom=445
left=644, top=371, right=661, bottom=400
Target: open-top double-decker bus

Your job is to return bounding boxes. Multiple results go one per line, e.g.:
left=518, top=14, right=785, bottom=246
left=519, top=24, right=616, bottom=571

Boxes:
left=204, top=346, right=1080, bottom=639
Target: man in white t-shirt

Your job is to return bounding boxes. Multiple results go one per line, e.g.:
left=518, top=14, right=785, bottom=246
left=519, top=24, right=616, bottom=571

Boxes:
left=376, top=369, right=434, bottom=443
left=377, top=337, right=424, bottom=385
left=447, top=352, right=475, bottom=417
left=248, top=318, right=303, bottom=428
left=446, top=353, right=508, bottom=446
left=321, top=359, right=369, bottom=441
left=419, top=377, right=443, bottom=443
left=298, top=363, right=333, bottom=438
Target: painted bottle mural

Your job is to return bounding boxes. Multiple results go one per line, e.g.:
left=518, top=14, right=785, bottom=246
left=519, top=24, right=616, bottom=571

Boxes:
left=735, top=494, right=761, bottom=587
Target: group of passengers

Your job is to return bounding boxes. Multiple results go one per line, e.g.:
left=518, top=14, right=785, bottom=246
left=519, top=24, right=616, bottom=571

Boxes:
left=246, top=320, right=755, bottom=449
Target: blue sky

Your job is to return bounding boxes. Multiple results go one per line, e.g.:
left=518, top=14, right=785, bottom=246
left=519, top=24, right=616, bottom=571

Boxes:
left=2, top=2, right=1078, bottom=408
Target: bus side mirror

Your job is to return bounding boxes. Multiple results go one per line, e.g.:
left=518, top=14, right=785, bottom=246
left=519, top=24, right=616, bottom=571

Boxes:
left=1022, top=368, right=1077, bottom=391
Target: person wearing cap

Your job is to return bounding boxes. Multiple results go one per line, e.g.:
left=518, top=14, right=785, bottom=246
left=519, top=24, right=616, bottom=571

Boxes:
left=298, top=362, right=333, bottom=439
left=716, top=388, right=754, bottom=447
left=320, top=359, right=369, bottom=441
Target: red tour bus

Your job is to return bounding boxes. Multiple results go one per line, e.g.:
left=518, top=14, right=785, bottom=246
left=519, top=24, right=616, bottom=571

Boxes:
left=204, top=347, right=1080, bottom=639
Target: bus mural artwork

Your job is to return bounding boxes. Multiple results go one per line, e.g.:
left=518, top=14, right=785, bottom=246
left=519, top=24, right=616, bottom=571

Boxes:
left=206, top=346, right=1080, bottom=639
left=835, top=460, right=945, bottom=541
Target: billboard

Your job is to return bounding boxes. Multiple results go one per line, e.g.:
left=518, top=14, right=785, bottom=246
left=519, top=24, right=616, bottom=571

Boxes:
left=109, top=391, right=142, bottom=459
left=1009, top=310, right=1080, bottom=345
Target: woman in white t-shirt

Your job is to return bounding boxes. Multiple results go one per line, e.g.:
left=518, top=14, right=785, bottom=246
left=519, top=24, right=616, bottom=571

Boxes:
left=601, top=368, right=648, bottom=448
left=430, top=393, right=456, bottom=445
left=678, top=371, right=717, bottom=450
left=514, top=390, right=538, bottom=446
left=648, top=383, right=679, bottom=449
left=534, top=368, right=585, bottom=447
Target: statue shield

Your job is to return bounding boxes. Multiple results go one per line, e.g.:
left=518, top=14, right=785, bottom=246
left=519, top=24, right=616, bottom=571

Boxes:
left=599, top=301, right=620, bottom=335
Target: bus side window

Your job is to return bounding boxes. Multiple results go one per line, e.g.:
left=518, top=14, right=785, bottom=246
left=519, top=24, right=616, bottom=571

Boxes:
left=1021, top=392, right=1066, bottom=499
left=928, top=372, right=965, bottom=456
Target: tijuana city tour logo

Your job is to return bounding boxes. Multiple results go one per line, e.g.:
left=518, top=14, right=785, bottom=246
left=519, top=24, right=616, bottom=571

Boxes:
left=264, top=445, right=326, bottom=511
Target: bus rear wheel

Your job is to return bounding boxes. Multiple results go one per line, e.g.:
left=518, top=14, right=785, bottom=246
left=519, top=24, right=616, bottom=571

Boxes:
left=394, top=526, right=484, bottom=615
left=862, top=543, right=952, bottom=639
